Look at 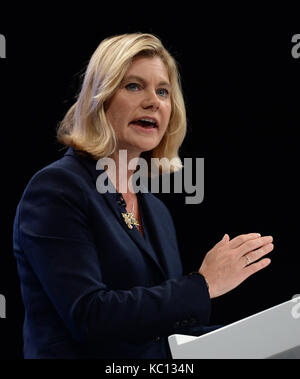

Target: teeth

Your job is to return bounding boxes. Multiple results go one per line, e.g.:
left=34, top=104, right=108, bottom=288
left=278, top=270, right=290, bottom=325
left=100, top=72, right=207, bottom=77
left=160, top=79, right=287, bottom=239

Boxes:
left=139, top=118, right=156, bottom=125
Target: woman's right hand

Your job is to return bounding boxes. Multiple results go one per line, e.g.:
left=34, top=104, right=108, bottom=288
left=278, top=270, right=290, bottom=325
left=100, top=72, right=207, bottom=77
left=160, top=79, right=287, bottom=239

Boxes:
left=198, top=233, right=274, bottom=298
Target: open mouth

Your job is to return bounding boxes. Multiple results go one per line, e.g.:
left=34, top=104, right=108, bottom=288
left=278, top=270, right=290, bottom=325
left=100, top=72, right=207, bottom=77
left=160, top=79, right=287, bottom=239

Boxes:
left=129, top=118, right=158, bottom=129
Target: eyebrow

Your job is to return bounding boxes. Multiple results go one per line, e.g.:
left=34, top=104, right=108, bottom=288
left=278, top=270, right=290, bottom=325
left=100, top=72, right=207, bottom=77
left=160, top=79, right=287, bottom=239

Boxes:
left=123, top=75, right=171, bottom=88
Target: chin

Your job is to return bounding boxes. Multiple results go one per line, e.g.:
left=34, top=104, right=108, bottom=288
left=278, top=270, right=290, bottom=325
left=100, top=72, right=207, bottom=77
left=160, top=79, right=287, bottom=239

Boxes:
left=140, top=142, right=160, bottom=153
left=132, top=138, right=161, bottom=153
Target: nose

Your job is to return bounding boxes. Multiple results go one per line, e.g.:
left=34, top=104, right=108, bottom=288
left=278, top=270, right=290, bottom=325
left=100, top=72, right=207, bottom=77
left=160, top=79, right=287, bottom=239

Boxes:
left=141, top=88, right=160, bottom=111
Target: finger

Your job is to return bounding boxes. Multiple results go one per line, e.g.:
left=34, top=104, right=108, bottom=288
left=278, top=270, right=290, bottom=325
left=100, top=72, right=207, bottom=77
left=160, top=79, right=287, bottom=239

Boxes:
left=242, top=258, right=271, bottom=280
left=228, top=233, right=261, bottom=249
left=238, top=236, right=273, bottom=257
left=220, top=234, right=230, bottom=243
left=240, top=243, right=274, bottom=267
left=214, top=234, right=230, bottom=248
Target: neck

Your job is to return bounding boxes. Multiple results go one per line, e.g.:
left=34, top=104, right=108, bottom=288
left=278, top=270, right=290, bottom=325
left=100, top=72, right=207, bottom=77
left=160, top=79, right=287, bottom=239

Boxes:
left=108, top=149, right=140, bottom=195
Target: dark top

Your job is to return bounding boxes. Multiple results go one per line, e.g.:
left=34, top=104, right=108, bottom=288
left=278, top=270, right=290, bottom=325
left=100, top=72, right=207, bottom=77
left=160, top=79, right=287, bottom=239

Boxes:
left=13, top=147, right=214, bottom=359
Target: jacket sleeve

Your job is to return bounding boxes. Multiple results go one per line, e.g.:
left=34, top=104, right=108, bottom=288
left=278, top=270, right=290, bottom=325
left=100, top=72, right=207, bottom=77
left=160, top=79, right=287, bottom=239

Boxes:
left=17, top=167, right=211, bottom=343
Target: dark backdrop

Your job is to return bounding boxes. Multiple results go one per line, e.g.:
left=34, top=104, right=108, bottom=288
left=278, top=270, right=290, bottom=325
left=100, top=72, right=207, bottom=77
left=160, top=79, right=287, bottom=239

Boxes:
left=1, top=5, right=299, bottom=359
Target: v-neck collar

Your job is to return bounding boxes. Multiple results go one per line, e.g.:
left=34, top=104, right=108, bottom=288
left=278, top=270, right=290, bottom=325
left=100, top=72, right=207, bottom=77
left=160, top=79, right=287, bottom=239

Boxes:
left=63, top=147, right=168, bottom=278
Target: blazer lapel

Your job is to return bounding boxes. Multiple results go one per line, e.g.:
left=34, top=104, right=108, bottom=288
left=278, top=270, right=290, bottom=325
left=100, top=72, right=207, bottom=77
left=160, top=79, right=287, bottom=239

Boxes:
left=64, top=147, right=167, bottom=279
left=140, top=192, right=180, bottom=279
left=101, top=185, right=168, bottom=279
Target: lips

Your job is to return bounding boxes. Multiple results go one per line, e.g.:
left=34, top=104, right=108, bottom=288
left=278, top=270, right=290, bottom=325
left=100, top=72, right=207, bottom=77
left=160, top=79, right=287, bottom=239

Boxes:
left=129, top=117, right=159, bottom=129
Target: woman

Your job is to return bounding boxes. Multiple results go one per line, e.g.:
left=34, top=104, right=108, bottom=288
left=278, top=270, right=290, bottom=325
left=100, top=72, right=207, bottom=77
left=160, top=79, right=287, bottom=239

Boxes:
left=13, top=33, right=274, bottom=359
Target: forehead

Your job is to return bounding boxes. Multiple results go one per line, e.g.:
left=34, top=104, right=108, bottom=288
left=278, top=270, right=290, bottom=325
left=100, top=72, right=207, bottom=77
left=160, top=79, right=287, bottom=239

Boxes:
left=125, top=55, right=170, bottom=83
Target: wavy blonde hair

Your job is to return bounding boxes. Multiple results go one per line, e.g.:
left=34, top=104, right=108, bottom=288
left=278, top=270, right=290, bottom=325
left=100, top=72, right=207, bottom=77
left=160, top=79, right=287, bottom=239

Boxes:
left=57, top=33, right=187, bottom=173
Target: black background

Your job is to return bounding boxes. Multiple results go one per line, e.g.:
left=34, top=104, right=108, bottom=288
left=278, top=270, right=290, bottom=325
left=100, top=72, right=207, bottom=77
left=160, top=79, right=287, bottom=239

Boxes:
left=0, top=4, right=299, bottom=359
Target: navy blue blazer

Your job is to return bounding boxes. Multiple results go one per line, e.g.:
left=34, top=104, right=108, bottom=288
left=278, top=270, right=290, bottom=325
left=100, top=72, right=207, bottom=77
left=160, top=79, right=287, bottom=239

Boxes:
left=13, top=147, right=214, bottom=359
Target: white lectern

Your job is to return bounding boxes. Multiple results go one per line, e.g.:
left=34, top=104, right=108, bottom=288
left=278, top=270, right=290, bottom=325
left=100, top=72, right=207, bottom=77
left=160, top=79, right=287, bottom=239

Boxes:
left=168, top=296, right=300, bottom=359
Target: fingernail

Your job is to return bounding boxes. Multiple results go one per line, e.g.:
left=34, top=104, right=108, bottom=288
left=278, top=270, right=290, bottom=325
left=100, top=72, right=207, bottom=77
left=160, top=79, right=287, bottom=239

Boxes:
left=222, top=234, right=229, bottom=241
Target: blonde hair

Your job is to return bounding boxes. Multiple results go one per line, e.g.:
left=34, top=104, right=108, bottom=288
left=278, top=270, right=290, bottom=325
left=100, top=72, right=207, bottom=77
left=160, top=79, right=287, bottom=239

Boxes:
left=57, top=33, right=187, bottom=173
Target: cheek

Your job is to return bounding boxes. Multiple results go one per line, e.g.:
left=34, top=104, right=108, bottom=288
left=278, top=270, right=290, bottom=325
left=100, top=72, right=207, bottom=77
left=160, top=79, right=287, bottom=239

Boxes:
left=162, top=103, right=172, bottom=126
left=106, top=100, right=127, bottom=130
left=110, top=95, right=135, bottom=125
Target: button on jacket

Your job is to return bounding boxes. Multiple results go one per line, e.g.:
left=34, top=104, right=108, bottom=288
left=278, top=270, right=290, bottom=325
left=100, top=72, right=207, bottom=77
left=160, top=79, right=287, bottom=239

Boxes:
left=13, top=147, right=214, bottom=359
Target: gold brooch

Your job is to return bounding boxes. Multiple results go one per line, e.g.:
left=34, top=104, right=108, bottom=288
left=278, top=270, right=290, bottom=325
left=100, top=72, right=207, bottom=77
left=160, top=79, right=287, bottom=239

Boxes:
left=121, top=212, right=140, bottom=230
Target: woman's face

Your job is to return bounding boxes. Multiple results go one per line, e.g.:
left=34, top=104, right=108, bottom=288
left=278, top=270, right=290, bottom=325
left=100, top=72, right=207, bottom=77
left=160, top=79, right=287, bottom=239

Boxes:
left=105, top=55, right=172, bottom=156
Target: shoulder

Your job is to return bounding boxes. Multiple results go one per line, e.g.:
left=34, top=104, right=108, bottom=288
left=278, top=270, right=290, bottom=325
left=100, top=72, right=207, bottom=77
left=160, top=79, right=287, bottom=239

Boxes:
left=26, top=148, right=95, bottom=188
left=19, top=153, right=92, bottom=210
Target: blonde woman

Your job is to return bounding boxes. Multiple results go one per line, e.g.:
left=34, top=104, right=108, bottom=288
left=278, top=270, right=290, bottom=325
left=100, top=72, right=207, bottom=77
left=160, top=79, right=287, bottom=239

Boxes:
left=13, top=33, right=274, bottom=359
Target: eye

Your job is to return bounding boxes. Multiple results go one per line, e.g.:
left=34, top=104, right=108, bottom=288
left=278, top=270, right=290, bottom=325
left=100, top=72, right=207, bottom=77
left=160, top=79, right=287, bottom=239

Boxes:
left=157, top=88, right=169, bottom=97
left=125, top=83, right=141, bottom=91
